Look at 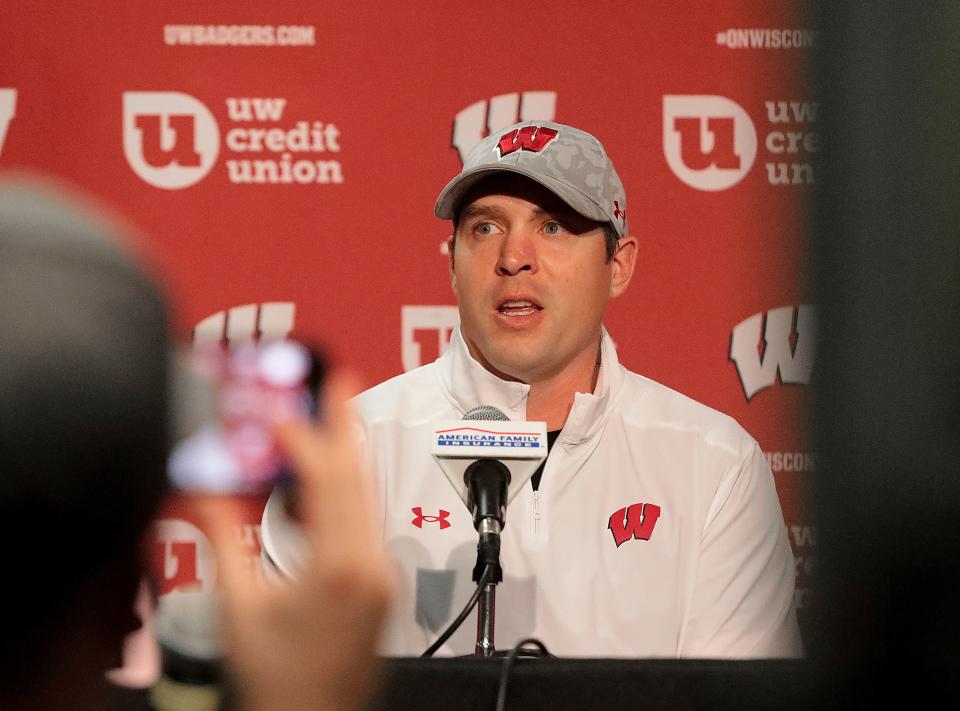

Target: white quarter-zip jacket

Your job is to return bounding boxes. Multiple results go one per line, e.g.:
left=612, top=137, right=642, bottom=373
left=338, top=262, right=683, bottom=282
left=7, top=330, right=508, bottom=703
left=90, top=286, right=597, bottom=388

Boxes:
left=261, top=326, right=802, bottom=658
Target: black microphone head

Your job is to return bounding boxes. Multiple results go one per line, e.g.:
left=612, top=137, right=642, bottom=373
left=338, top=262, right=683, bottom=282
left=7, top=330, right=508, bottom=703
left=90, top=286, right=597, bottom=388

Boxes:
left=463, top=405, right=509, bottom=421
left=461, top=405, right=511, bottom=532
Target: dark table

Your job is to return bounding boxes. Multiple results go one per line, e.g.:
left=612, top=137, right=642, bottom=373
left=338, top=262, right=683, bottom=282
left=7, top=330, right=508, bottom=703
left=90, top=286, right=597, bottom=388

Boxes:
left=108, top=657, right=814, bottom=711
left=370, top=657, right=813, bottom=711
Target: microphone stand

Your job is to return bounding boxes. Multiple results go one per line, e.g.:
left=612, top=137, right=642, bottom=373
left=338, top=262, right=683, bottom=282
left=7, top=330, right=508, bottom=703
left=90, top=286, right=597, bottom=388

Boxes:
left=474, top=518, right=502, bottom=656
left=477, top=581, right=496, bottom=656
left=465, top=459, right=509, bottom=657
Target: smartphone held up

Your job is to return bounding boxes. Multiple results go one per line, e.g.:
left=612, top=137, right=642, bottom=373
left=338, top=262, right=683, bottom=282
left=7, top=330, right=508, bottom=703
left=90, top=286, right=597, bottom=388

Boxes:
left=169, top=340, right=321, bottom=495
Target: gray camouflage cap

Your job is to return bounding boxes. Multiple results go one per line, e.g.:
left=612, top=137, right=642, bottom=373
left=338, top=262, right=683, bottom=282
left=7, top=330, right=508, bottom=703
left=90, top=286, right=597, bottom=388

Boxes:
left=435, top=120, right=628, bottom=237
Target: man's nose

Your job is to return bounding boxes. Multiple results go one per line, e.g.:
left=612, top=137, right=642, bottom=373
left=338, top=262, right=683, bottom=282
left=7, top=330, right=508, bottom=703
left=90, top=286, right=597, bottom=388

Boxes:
left=495, top=230, right=537, bottom=276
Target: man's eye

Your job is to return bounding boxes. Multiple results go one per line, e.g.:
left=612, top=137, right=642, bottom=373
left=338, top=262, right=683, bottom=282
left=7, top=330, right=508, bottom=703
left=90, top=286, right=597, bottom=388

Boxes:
left=474, top=222, right=496, bottom=235
left=543, top=221, right=564, bottom=235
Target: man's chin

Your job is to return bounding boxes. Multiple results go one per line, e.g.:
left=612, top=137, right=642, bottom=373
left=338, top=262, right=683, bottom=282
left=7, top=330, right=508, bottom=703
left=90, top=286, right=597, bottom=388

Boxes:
left=482, top=349, right=548, bottom=385
left=463, top=329, right=549, bottom=381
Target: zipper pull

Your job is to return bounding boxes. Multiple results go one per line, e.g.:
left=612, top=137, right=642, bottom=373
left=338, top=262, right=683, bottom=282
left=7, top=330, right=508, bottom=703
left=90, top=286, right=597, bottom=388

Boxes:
left=533, top=490, right=542, bottom=535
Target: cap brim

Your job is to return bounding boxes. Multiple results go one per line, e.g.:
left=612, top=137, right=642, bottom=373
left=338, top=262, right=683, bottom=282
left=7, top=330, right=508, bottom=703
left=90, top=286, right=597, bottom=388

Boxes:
left=434, top=165, right=616, bottom=233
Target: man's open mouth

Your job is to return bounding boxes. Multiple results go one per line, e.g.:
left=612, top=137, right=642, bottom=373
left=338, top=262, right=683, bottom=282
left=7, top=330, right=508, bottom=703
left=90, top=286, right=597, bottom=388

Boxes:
left=497, top=299, right=542, bottom=317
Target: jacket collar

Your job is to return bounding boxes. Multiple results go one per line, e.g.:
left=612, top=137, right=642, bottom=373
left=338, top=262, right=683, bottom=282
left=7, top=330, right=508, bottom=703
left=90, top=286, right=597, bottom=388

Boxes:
left=437, top=325, right=623, bottom=444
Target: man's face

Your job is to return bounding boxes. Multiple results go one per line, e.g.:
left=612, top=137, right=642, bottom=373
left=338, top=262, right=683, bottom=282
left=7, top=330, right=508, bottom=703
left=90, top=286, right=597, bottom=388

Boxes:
left=449, top=174, right=636, bottom=385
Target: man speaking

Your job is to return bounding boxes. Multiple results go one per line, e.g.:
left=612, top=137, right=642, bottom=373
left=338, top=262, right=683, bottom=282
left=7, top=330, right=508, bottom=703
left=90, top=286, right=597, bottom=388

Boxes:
left=263, top=121, right=801, bottom=658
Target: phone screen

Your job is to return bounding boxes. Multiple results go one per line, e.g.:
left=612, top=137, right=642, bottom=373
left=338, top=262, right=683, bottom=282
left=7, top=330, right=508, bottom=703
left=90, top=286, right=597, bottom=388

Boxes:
left=168, top=340, right=318, bottom=495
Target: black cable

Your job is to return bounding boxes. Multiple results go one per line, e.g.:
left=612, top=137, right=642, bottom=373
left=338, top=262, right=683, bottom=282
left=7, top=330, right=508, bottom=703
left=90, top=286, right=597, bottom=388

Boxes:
left=494, top=637, right=551, bottom=711
left=420, top=564, right=494, bottom=657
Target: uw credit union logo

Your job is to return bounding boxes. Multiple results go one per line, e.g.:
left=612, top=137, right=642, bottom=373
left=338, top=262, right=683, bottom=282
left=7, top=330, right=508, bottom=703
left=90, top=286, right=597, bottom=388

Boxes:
left=662, top=95, right=757, bottom=191
left=123, top=91, right=343, bottom=190
left=123, top=92, right=220, bottom=189
left=153, top=518, right=217, bottom=595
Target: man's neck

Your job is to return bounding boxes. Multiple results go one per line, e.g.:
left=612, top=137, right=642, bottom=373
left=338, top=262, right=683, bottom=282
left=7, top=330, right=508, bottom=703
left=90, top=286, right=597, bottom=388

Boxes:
left=524, top=342, right=601, bottom=431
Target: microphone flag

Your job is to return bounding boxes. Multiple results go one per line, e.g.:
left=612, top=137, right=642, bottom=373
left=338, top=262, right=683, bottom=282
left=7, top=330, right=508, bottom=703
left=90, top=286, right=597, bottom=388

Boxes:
left=431, top=410, right=547, bottom=512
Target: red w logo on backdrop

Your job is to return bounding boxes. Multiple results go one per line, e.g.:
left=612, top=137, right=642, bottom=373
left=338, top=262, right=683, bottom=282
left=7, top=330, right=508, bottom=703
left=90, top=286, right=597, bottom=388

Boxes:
left=608, top=502, right=661, bottom=547
left=497, top=126, right=559, bottom=158
left=451, top=91, right=557, bottom=164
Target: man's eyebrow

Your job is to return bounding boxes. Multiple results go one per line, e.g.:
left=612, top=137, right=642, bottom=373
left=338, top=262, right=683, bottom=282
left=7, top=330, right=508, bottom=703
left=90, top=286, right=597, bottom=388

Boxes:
left=460, top=203, right=570, bottom=220
left=530, top=206, right=564, bottom=218
left=459, top=204, right=510, bottom=221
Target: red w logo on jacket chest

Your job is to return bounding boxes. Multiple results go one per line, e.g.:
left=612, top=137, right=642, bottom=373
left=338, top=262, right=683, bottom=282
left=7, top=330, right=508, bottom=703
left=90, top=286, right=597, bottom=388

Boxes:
left=608, top=503, right=661, bottom=547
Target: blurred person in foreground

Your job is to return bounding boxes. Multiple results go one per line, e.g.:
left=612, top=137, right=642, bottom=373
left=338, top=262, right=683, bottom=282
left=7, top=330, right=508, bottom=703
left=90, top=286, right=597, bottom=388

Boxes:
left=0, top=180, right=390, bottom=711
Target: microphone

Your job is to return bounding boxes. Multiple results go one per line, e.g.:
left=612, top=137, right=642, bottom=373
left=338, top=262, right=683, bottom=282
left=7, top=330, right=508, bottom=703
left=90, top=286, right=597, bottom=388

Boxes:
left=430, top=407, right=546, bottom=656
left=431, top=405, right=547, bottom=528
left=432, top=406, right=546, bottom=581
left=463, top=406, right=511, bottom=532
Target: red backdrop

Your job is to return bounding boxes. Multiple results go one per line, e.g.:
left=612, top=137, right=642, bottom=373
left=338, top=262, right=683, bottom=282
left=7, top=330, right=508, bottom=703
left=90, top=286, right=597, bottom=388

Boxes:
left=0, top=0, right=817, bottom=642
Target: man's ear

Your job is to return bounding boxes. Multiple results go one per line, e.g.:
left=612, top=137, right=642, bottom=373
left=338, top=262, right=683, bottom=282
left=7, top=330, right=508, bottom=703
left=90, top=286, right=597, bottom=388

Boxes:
left=609, top=234, right=638, bottom=299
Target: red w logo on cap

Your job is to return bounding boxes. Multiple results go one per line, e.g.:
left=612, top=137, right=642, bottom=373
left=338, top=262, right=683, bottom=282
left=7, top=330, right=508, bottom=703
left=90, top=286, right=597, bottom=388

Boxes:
left=497, top=126, right=559, bottom=158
